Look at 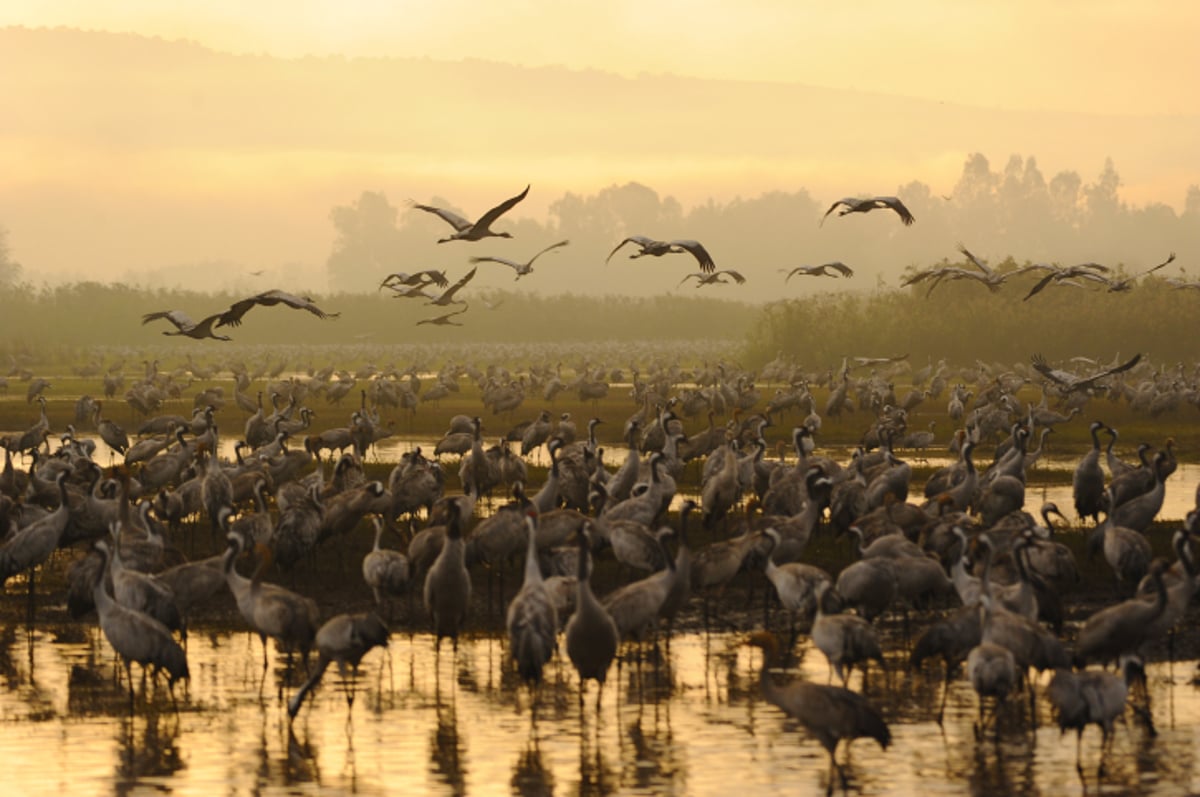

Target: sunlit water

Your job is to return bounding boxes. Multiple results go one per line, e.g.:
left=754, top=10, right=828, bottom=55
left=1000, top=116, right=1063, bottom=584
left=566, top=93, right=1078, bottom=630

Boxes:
left=0, top=626, right=1199, bottom=796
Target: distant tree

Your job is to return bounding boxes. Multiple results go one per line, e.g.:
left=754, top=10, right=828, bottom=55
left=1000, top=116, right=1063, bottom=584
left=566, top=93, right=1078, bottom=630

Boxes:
left=0, top=227, right=22, bottom=287
left=1184, top=184, right=1200, bottom=217
left=1084, top=157, right=1123, bottom=221
left=1048, top=170, right=1083, bottom=229
left=325, top=191, right=403, bottom=292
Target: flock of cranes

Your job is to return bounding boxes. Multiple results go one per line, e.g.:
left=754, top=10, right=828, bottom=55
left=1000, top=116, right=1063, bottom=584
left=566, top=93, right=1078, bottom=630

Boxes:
left=902, top=245, right=1177, bottom=300
left=131, top=183, right=1186, bottom=336
left=366, top=185, right=924, bottom=324
left=0, top=343, right=1196, bottom=791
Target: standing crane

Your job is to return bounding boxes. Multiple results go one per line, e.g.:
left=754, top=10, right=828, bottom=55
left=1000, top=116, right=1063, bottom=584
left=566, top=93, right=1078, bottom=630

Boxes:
left=506, top=512, right=559, bottom=687
left=744, top=631, right=890, bottom=795
left=287, top=612, right=389, bottom=718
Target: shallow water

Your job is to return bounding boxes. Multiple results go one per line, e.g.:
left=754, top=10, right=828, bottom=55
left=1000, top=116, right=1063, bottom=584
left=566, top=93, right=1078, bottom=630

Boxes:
left=0, top=626, right=1198, bottom=796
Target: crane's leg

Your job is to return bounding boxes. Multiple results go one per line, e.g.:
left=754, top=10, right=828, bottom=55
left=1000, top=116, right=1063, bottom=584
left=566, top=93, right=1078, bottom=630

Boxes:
left=936, top=667, right=950, bottom=726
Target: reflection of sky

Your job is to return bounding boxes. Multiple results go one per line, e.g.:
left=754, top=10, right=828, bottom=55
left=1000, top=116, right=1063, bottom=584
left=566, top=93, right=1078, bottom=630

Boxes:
left=0, top=629, right=1198, bottom=795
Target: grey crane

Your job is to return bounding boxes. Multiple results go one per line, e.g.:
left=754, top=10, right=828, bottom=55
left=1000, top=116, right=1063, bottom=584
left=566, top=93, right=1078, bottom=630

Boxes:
left=820, top=195, right=914, bottom=226
left=783, top=262, right=855, bottom=280
left=423, top=498, right=472, bottom=651
left=1031, top=353, right=1141, bottom=395
left=93, top=540, right=189, bottom=702
left=1073, top=421, right=1108, bottom=523
left=506, top=512, right=559, bottom=686
left=425, top=268, right=477, bottom=306
left=216, top=289, right=338, bottom=328
left=966, top=636, right=1019, bottom=738
left=141, top=309, right=232, bottom=341
left=409, top=184, right=530, bottom=243
left=469, top=239, right=569, bottom=280
left=744, top=631, right=890, bottom=796
left=565, top=525, right=619, bottom=705
left=223, top=533, right=320, bottom=672
left=811, top=583, right=885, bottom=687
left=362, top=517, right=410, bottom=620
left=677, top=269, right=746, bottom=287
left=1047, top=657, right=1147, bottom=779
left=605, top=235, right=717, bottom=273
left=287, top=612, right=389, bottom=718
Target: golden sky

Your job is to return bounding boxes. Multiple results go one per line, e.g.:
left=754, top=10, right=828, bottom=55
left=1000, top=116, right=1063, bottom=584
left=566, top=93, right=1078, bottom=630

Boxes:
left=2, top=2, right=1198, bottom=288
left=9, top=0, right=1198, bottom=115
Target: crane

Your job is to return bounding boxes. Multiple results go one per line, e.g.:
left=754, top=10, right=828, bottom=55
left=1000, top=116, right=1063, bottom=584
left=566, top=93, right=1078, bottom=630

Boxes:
left=409, top=184, right=530, bottom=243
left=820, top=196, right=915, bottom=226
left=605, top=236, right=716, bottom=273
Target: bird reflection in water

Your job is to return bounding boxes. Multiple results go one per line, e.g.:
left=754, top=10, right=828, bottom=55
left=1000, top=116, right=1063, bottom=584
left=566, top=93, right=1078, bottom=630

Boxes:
left=430, top=692, right=467, bottom=796
left=114, top=708, right=184, bottom=784
left=620, top=703, right=679, bottom=792
left=511, top=737, right=555, bottom=797
left=578, top=719, right=616, bottom=797
left=255, top=709, right=321, bottom=788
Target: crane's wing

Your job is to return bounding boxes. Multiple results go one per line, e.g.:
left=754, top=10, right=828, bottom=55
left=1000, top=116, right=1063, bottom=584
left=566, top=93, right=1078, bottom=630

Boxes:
left=956, top=243, right=992, bottom=276
left=901, top=268, right=940, bottom=287
left=379, top=272, right=413, bottom=289
left=878, top=196, right=916, bottom=225
left=1082, top=352, right=1141, bottom=386
left=416, top=269, right=450, bottom=287
left=216, top=297, right=258, bottom=328
left=469, top=255, right=520, bottom=271
left=784, top=266, right=813, bottom=282
left=439, top=267, right=477, bottom=300
left=720, top=269, right=747, bottom=284
left=819, top=198, right=852, bottom=226
left=526, top=239, right=570, bottom=265
left=1012, top=262, right=1059, bottom=276
left=1139, top=251, right=1176, bottom=277
left=824, top=261, right=855, bottom=277
left=606, top=236, right=652, bottom=264
left=142, top=310, right=193, bottom=330
left=251, top=289, right=338, bottom=319
left=192, top=313, right=231, bottom=340
left=677, top=273, right=702, bottom=288
left=410, top=202, right=473, bottom=232
left=671, top=240, right=716, bottom=273
left=474, top=184, right=530, bottom=230
left=1030, top=354, right=1081, bottom=387
left=1022, top=271, right=1060, bottom=301
left=1069, top=261, right=1110, bottom=273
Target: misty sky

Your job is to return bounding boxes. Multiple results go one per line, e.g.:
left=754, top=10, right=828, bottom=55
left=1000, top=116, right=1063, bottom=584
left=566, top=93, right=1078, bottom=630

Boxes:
left=11, top=1, right=1198, bottom=114
left=2, top=3, right=1198, bottom=290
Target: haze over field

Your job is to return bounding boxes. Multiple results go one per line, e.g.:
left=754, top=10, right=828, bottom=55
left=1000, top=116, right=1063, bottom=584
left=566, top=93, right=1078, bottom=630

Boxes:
left=1, top=4, right=1198, bottom=298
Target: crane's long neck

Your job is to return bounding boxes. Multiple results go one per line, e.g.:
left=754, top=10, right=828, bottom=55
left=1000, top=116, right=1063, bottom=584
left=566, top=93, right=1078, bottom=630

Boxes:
left=522, top=517, right=541, bottom=584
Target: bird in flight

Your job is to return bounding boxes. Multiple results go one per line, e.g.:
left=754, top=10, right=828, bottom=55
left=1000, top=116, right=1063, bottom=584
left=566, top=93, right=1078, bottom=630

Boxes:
left=901, top=244, right=1007, bottom=297
left=820, top=196, right=915, bottom=226
left=249, top=269, right=266, bottom=277
left=409, top=185, right=530, bottom=243
left=426, top=268, right=477, bottom=306
left=782, top=262, right=855, bottom=281
left=606, top=236, right=716, bottom=273
left=216, top=289, right=339, bottom=328
left=142, top=310, right=232, bottom=341
left=417, top=305, right=469, bottom=327
left=677, top=269, right=746, bottom=288
left=469, top=240, right=569, bottom=280
left=1031, top=352, right=1141, bottom=393
left=1020, top=261, right=1112, bottom=301
left=379, top=270, right=450, bottom=290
